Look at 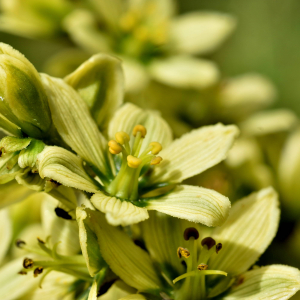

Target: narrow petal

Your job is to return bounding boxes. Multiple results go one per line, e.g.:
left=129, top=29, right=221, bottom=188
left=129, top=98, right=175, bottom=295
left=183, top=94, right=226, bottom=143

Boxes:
left=149, top=123, right=239, bottom=184
left=239, top=109, right=298, bottom=136
left=0, top=209, right=12, bottom=263
left=76, top=207, right=106, bottom=277
left=88, top=279, right=98, bottom=300
left=145, top=185, right=230, bottom=227
left=0, top=112, right=22, bottom=137
left=41, top=74, right=112, bottom=178
left=98, top=280, right=136, bottom=300
left=91, top=191, right=149, bottom=226
left=87, top=209, right=162, bottom=291
left=148, top=56, right=220, bottom=89
left=223, top=265, right=300, bottom=300
left=0, top=180, right=34, bottom=209
left=209, top=187, right=279, bottom=275
left=38, top=146, right=100, bottom=193
left=41, top=194, right=80, bottom=256
left=65, top=53, right=124, bottom=131
left=108, top=103, right=173, bottom=153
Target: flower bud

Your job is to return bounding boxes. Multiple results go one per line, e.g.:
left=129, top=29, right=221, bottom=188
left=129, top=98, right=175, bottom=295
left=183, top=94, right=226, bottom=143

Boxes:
left=0, top=43, right=52, bottom=138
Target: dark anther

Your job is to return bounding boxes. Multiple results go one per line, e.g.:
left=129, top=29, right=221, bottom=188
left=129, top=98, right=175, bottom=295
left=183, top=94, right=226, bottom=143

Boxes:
left=37, top=237, right=45, bottom=244
left=0, top=147, right=3, bottom=157
left=50, top=179, right=61, bottom=186
left=197, top=264, right=208, bottom=271
left=201, top=237, right=216, bottom=250
left=15, top=239, right=26, bottom=248
left=23, top=258, right=34, bottom=269
left=216, top=243, right=222, bottom=254
left=183, top=227, right=199, bottom=241
left=177, top=247, right=190, bottom=259
left=34, top=267, right=43, bottom=277
left=18, top=271, right=27, bottom=275
left=55, top=207, right=73, bottom=220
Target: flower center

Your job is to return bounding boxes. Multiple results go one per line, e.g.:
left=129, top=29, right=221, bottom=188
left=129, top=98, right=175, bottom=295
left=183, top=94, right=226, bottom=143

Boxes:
left=174, top=228, right=226, bottom=300
left=106, top=125, right=163, bottom=201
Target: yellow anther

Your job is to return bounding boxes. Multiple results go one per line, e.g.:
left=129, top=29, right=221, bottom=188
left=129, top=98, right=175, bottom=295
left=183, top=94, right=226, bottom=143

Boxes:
left=115, top=131, right=130, bottom=145
left=197, top=264, right=208, bottom=271
left=127, top=155, right=143, bottom=168
left=149, top=142, right=162, bottom=154
left=150, top=156, right=162, bottom=165
left=133, top=125, right=147, bottom=138
left=108, top=140, right=122, bottom=154
left=177, top=247, right=190, bottom=259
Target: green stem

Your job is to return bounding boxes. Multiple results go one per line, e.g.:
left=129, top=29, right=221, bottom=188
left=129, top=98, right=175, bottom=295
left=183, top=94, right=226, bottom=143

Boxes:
left=173, top=270, right=227, bottom=284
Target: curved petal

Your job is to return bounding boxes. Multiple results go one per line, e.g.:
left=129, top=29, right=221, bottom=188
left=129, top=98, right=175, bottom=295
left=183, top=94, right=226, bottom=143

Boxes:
left=108, top=103, right=173, bottom=152
left=145, top=185, right=230, bottom=227
left=41, top=194, right=80, bottom=256
left=239, top=109, right=298, bottom=136
left=41, top=74, right=112, bottom=178
left=148, top=56, right=220, bottom=89
left=87, top=209, right=162, bottom=291
left=149, top=123, right=239, bottom=184
left=38, top=146, right=100, bottom=193
left=65, top=53, right=124, bottom=131
left=223, top=265, right=300, bottom=300
left=0, top=209, right=12, bottom=263
left=98, top=280, right=136, bottom=300
left=169, top=12, right=236, bottom=55
left=91, top=191, right=149, bottom=226
left=209, top=187, right=279, bottom=275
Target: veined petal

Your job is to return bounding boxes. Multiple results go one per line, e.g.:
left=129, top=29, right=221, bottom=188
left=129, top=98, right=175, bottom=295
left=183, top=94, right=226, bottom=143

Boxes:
left=0, top=209, right=11, bottom=263
left=209, top=187, right=279, bottom=275
left=76, top=207, right=106, bottom=277
left=87, top=209, right=162, bottom=291
left=65, top=53, right=124, bottom=131
left=38, top=146, right=100, bottom=193
left=98, top=280, right=136, bottom=300
left=223, top=265, right=300, bottom=300
left=91, top=191, right=149, bottom=226
left=0, top=258, right=38, bottom=300
left=148, top=56, right=220, bottom=89
left=108, top=103, right=173, bottom=152
left=41, top=194, right=80, bottom=256
left=149, top=123, right=239, bottom=184
left=0, top=180, right=34, bottom=209
left=0, top=136, right=31, bottom=153
left=169, top=12, right=236, bottom=55
left=145, top=185, right=230, bottom=227
left=239, top=109, right=298, bottom=136
left=0, top=112, right=22, bottom=137
left=41, top=74, right=112, bottom=178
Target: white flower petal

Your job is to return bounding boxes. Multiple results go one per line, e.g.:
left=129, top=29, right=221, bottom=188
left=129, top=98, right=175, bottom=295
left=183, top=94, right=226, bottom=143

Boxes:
left=108, top=103, right=173, bottom=153
left=239, top=109, right=298, bottom=136
left=209, top=187, right=279, bottom=275
left=41, top=74, right=112, bottom=178
left=0, top=209, right=11, bottom=263
left=145, top=185, right=230, bottom=227
left=223, top=265, right=300, bottom=300
left=0, top=180, right=34, bottom=209
left=91, top=191, right=149, bottom=226
left=169, top=12, right=236, bottom=55
left=41, top=194, right=80, bottom=256
left=149, top=123, right=239, bottom=184
left=38, top=146, right=100, bottom=193
left=149, top=56, right=220, bottom=89
left=87, top=209, right=162, bottom=291
left=65, top=53, right=124, bottom=131
left=98, top=280, right=136, bottom=300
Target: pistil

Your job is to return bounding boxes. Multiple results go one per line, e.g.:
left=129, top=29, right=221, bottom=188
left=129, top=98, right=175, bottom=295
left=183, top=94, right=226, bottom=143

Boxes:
left=106, top=125, right=163, bottom=202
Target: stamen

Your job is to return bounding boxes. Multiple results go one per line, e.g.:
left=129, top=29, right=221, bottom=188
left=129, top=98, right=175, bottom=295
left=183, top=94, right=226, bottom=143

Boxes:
left=127, top=155, right=142, bottom=168
left=37, top=237, right=45, bottom=244
left=216, top=243, right=223, bottom=254
left=18, top=271, right=27, bottom=275
left=34, top=267, right=43, bottom=277
left=201, top=237, right=216, bottom=250
left=184, top=227, right=200, bottom=241
left=197, top=264, right=208, bottom=271
left=151, top=156, right=162, bottom=165
left=173, top=270, right=227, bottom=284
left=149, top=142, right=162, bottom=155
left=23, top=258, right=34, bottom=269
left=16, top=239, right=26, bottom=248
left=177, top=247, right=190, bottom=259
left=133, top=125, right=147, bottom=138
left=108, top=140, right=122, bottom=154
left=115, top=131, right=130, bottom=145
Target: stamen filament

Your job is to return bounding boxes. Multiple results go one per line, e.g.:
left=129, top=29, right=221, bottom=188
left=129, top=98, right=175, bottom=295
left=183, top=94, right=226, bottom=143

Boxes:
left=173, top=270, right=227, bottom=284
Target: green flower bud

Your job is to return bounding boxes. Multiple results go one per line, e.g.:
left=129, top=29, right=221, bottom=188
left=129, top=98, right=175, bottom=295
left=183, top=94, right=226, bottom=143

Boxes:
left=0, top=43, right=52, bottom=138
